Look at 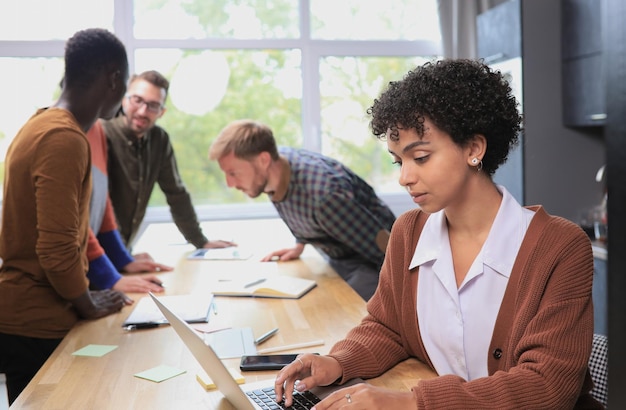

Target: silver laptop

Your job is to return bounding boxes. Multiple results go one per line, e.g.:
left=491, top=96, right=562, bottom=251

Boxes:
left=149, top=293, right=362, bottom=410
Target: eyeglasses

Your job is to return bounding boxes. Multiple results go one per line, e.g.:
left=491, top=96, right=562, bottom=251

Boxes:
left=126, top=94, right=164, bottom=114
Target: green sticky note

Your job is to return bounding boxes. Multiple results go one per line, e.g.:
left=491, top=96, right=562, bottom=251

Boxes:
left=134, top=365, right=186, bottom=383
left=72, top=344, right=118, bottom=357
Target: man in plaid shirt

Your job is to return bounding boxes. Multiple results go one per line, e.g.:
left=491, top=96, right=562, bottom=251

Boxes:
left=209, top=119, right=395, bottom=300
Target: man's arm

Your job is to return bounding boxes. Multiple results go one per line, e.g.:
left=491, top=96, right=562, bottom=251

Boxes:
left=86, top=227, right=124, bottom=290
left=34, top=130, right=94, bottom=298
left=156, top=135, right=209, bottom=248
left=70, top=289, right=126, bottom=319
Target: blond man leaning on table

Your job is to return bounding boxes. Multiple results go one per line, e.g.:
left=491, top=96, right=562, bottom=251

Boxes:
left=0, top=28, right=129, bottom=405
left=208, top=121, right=395, bottom=301
left=274, top=59, right=602, bottom=409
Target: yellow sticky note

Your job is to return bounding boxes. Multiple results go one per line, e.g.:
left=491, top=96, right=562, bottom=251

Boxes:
left=72, top=344, right=118, bottom=357
left=134, top=365, right=186, bottom=383
left=196, top=368, right=245, bottom=391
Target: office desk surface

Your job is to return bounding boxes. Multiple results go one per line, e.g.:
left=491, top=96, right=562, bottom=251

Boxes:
left=11, top=219, right=436, bottom=409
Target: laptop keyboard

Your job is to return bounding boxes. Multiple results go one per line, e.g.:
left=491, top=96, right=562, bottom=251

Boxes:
left=246, top=387, right=321, bottom=410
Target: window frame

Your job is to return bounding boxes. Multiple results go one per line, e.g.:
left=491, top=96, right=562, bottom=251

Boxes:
left=1, top=0, right=441, bottom=223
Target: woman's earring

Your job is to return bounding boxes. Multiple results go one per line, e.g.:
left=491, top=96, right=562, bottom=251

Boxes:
left=471, top=158, right=483, bottom=172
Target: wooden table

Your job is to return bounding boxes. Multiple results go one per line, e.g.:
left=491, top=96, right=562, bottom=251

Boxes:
left=11, top=219, right=436, bottom=409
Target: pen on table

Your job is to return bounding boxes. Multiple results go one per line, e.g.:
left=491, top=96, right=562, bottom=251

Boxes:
left=123, top=323, right=166, bottom=331
left=244, top=278, right=267, bottom=288
left=254, top=327, right=279, bottom=345
left=149, top=279, right=165, bottom=288
left=257, top=339, right=325, bottom=354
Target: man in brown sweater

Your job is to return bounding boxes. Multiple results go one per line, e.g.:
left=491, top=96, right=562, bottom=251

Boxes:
left=0, top=28, right=129, bottom=405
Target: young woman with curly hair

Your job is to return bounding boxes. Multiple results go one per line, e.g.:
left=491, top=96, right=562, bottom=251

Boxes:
left=274, top=59, right=601, bottom=409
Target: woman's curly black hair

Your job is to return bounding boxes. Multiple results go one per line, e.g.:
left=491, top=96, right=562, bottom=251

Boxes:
left=368, top=59, right=522, bottom=176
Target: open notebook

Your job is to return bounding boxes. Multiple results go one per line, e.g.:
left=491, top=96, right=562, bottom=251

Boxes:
left=122, top=294, right=213, bottom=327
left=149, top=293, right=363, bottom=410
left=211, top=276, right=316, bottom=299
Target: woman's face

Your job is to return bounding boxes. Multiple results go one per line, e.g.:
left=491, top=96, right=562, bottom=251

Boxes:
left=386, top=119, right=475, bottom=214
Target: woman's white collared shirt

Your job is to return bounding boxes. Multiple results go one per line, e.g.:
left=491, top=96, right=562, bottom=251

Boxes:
left=409, top=186, right=535, bottom=381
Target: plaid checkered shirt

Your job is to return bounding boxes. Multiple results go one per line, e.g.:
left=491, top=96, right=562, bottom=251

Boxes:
left=273, top=147, right=395, bottom=266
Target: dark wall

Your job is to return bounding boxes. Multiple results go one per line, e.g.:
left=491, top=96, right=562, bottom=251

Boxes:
left=605, top=0, right=626, bottom=404
left=521, top=0, right=605, bottom=222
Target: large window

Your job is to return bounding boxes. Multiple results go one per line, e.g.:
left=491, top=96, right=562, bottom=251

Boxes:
left=0, top=0, right=441, bottom=216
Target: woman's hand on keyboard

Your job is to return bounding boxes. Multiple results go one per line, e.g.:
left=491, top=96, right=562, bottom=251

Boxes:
left=274, top=353, right=342, bottom=407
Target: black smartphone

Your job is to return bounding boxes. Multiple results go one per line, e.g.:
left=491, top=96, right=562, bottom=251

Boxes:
left=239, top=354, right=299, bottom=371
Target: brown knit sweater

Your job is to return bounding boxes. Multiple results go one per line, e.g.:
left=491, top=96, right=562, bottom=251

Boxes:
left=330, top=206, right=602, bottom=409
left=0, top=108, right=91, bottom=339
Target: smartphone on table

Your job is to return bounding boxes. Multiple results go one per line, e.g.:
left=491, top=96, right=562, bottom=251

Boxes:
left=239, top=354, right=299, bottom=371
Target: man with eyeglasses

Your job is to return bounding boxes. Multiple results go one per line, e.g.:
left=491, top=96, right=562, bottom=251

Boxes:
left=103, top=70, right=234, bottom=251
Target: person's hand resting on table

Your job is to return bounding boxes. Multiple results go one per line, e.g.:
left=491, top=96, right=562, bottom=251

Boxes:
left=105, top=252, right=173, bottom=296
left=71, top=289, right=126, bottom=319
left=203, top=239, right=237, bottom=248
left=261, top=242, right=305, bottom=262
left=112, top=274, right=165, bottom=295
left=123, top=258, right=172, bottom=274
